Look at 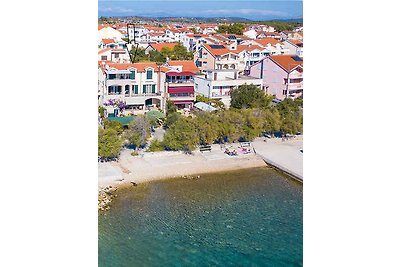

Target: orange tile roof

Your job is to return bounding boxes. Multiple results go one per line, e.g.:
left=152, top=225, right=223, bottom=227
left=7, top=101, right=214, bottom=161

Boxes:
left=102, top=38, right=115, bottom=45
left=270, top=55, right=303, bottom=72
left=98, top=48, right=112, bottom=54
left=203, top=44, right=235, bottom=56
left=167, top=60, right=199, bottom=73
left=107, top=62, right=159, bottom=72
left=254, top=38, right=282, bottom=47
left=149, top=42, right=178, bottom=52
left=235, top=44, right=265, bottom=53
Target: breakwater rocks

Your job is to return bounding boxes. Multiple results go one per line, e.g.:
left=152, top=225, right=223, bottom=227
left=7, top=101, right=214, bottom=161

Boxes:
left=98, top=186, right=117, bottom=212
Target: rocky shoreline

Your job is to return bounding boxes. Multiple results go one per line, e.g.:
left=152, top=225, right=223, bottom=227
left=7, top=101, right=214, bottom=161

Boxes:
left=98, top=186, right=117, bottom=211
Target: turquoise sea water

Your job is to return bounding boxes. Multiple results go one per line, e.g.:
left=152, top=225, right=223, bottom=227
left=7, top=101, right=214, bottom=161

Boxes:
left=98, top=167, right=303, bottom=266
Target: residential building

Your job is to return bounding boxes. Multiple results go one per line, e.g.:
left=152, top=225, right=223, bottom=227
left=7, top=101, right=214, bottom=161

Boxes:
left=98, top=62, right=165, bottom=115
left=98, top=25, right=124, bottom=43
left=284, top=40, right=303, bottom=57
left=162, top=60, right=199, bottom=109
left=98, top=48, right=130, bottom=63
left=194, top=69, right=263, bottom=107
left=196, top=43, right=240, bottom=73
left=249, top=55, right=303, bottom=100
left=280, top=31, right=303, bottom=41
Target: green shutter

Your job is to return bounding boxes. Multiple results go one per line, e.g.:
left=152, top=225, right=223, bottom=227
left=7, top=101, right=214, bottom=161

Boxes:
left=130, top=71, right=135, bottom=80
left=147, top=70, right=152, bottom=79
left=134, top=85, right=138, bottom=94
left=143, top=85, right=146, bottom=94
left=152, top=84, right=156, bottom=93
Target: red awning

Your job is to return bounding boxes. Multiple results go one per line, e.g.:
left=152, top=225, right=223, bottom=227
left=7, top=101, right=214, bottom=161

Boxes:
left=173, top=100, right=194, bottom=104
left=166, top=71, right=195, bottom=77
left=168, top=86, right=194, bottom=94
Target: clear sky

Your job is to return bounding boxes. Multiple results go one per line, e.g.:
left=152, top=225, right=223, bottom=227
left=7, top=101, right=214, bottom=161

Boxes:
left=98, top=0, right=303, bottom=20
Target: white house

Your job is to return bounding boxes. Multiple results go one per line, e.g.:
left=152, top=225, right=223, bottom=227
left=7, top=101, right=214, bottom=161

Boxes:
left=98, top=62, right=165, bottom=115
left=194, top=69, right=263, bottom=107
left=98, top=25, right=123, bottom=43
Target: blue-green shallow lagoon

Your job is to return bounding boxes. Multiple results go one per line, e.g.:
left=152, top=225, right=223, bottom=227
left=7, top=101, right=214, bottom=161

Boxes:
left=99, top=167, right=303, bottom=266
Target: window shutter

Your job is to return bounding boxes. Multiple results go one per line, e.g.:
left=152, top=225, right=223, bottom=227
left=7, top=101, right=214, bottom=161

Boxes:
left=147, top=70, right=152, bottom=79
left=130, top=71, right=135, bottom=80
left=152, top=84, right=156, bottom=93
left=134, top=85, right=138, bottom=94
left=143, top=85, right=146, bottom=94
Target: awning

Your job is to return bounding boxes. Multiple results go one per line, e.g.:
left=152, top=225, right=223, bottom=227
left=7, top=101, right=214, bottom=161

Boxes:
left=168, top=86, right=194, bottom=94
left=173, top=100, right=193, bottom=104
left=166, top=71, right=195, bottom=77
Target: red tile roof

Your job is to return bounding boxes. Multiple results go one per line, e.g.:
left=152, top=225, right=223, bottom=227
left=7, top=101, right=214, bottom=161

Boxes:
left=107, top=62, right=159, bottom=72
left=203, top=44, right=235, bottom=56
left=102, top=38, right=115, bottom=45
left=270, top=55, right=303, bottom=72
left=149, top=42, right=178, bottom=52
left=167, top=60, right=199, bottom=73
left=98, top=48, right=112, bottom=55
left=254, top=38, right=282, bottom=47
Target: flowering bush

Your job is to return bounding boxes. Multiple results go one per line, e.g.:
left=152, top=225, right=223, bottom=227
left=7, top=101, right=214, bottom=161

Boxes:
left=104, top=99, right=126, bottom=111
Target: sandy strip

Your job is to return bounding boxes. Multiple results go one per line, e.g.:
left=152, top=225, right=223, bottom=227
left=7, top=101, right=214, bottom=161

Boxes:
left=98, top=145, right=267, bottom=191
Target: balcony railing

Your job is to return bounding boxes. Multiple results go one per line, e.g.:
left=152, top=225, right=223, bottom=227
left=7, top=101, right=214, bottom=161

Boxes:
left=287, top=84, right=303, bottom=89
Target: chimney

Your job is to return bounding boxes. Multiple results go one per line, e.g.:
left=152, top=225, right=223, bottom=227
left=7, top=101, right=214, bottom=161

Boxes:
left=229, top=41, right=237, bottom=51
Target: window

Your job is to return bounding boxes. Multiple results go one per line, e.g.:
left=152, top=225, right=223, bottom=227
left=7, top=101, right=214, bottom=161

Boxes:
left=108, top=85, right=122, bottom=95
left=114, top=53, right=119, bottom=58
left=146, top=69, right=153, bottom=80
left=125, top=85, right=130, bottom=96
left=108, top=74, right=116, bottom=80
left=130, top=71, right=135, bottom=80
left=152, top=84, right=156, bottom=94
left=143, top=85, right=146, bottom=94
left=101, top=56, right=107, bottom=60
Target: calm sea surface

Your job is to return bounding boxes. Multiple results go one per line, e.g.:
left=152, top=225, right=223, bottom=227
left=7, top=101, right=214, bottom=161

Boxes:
left=98, top=167, right=303, bottom=266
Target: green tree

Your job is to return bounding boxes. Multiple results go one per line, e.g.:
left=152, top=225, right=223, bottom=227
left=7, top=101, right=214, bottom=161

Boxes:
left=98, top=106, right=106, bottom=118
left=263, top=108, right=282, bottom=133
left=171, top=43, right=193, bottom=60
left=146, top=110, right=165, bottom=126
left=149, top=50, right=166, bottom=64
left=216, top=109, right=245, bottom=143
left=103, top=119, right=123, bottom=135
left=193, top=111, right=220, bottom=145
left=217, top=23, right=245, bottom=35
left=242, top=109, right=265, bottom=141
left=166, top=100, right=177, bottom=115
left=130, top=47, right=149, bottom=63
left=125, top=115, right=151, bottom=148
left=98, top=127, right=123, bottom=158
left=163, top=117, right=199, bottom=151
left=164, top=112, right=180, bottom=129
left=276, top=98, right=303, bottom=134
left=195, top=95, right=225, bottom=109
left=230, top=84, right=272, bottom=109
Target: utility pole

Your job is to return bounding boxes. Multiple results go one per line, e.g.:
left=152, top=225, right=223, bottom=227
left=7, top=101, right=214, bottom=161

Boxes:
left=126, top=23, right=139, bottom=63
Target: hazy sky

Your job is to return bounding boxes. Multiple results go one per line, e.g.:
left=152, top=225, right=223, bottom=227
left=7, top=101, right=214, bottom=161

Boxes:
left=98, top=1, right=303, bottom=20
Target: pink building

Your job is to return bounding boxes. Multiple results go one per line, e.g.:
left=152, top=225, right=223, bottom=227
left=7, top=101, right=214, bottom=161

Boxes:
left=249, top=55, right=303, bottom=100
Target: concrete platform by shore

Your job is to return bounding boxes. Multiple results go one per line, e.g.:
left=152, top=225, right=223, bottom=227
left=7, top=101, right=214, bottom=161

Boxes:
left=252, top=136, right=303, bottom=181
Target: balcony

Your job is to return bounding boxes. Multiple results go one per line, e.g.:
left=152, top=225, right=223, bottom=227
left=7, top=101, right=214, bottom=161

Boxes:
left=287, top=83, right=303, bottom=90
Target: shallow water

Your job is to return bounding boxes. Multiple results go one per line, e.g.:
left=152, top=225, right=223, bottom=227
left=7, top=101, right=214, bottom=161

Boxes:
left=99, top=167, right=303, bottom=266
